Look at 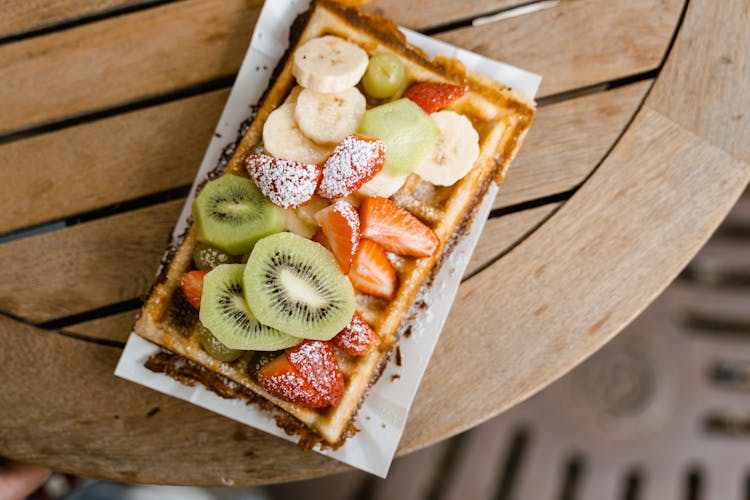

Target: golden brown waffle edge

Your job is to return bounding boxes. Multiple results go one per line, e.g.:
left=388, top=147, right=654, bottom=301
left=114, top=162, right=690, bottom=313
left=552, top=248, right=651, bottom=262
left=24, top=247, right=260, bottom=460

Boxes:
left=133, top=0, right=536, bottom=447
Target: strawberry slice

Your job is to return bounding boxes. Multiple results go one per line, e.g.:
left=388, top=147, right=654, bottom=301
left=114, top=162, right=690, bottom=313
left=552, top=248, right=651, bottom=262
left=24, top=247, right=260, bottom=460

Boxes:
left=332, top=312, right=377, bottom=356
left=286, top=340, right=344, bottom=406
left=318, top=134, right=385, bottom=199
left=359, top=197, right=439, bottom=258
left=246, top=154, right=321, bottom=209
left=314, top=200, right=360, bottom=273
left=257, top=353, right=327, bottom=408
left=349, top=239, right=398, bottom=300
left=311, top=229, right=332, bottom=252
left=181, top=270, right=209, bottom=310
left=403, top=82, right=468, bottom=113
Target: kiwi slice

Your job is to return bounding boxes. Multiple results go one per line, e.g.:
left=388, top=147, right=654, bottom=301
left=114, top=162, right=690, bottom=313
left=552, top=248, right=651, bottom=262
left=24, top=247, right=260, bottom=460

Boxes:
left=193, top=175, right=284, bottom=255
left=199, top=264, right=300, bottom=351
left=243, top=232, right=355, bottom=340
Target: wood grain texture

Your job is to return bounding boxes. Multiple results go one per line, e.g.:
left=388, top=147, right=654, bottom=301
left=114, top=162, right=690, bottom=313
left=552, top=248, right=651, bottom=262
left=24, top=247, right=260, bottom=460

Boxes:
left=437, top=0, right=683, bottom=98
left=67, top=310, right=139, bottom=343
left=494, top=80, right=651, bottom=210
left=0, top=90, right=227, bottom=234
left=648, top=0, right=750, bottom=163
left=0, top=0, right=155, bottom=39
left=397, top=106, right=749, bottom=454
left=0, top=200, right=182, bottom=323
left=464, top=203, right=561, bottom=278
left=0, top=0, right=681, bottom=136
left=0, top=0, right=263, bottom=135
left=0, top=80, right=648, bottom=233
left=0, top=315, right=347, bottom=484
left=362, top=0, right=523, bottom=29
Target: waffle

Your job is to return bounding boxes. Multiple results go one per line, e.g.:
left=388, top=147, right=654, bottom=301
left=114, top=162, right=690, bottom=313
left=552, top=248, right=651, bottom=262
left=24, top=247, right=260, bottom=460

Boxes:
left=133, top=0, right=535, bottom=447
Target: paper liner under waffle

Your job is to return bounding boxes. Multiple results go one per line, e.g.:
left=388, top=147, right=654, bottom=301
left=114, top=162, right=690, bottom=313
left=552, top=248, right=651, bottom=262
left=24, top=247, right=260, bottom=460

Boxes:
left=133, top=0, right=535, bottom=446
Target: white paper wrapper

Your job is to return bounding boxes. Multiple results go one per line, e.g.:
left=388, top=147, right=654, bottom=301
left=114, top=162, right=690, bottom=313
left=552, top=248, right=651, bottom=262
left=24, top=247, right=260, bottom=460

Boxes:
left=116, top=0, right=540, bottom=478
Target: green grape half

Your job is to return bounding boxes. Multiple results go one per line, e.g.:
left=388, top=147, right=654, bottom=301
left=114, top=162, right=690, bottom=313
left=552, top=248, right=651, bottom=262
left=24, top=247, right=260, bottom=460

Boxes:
left=198, top=324, right=245, bottom=363
left=362, top=53, right=406, bottom=99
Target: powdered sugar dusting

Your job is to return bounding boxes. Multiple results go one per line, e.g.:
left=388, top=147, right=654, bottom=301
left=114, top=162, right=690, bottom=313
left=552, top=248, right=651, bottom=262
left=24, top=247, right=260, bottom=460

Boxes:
left=331, top=200, right=360, bottom=253
left=332, top=312, right=376, bottom=356
left=246, top=154, right=321, bottom=208
left=287, top=340, right=344, bottom=405
left=260, top=363, right=324, bottom=407
left=318, top=135, right=385, bottom=199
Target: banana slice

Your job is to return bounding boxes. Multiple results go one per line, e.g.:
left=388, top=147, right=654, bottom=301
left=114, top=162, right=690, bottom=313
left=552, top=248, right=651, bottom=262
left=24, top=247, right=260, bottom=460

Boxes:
left=262, top=103, right=332, bottom=164
left=415, top=111, right=480, bottom=186
left=292, top=35, right=369, bottom=94
left=295, top=87, right=366, bottom=144
left=358, top=168, right=409, bottom=198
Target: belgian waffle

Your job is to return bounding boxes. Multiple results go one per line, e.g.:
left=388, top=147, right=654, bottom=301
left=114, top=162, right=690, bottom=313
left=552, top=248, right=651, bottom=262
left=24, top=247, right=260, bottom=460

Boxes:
left=133, top=0, right=535, bottom=447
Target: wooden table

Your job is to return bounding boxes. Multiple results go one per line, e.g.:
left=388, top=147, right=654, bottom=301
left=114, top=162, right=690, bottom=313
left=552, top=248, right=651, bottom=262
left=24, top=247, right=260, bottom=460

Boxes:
left=1, top=0, right=748, bottom=486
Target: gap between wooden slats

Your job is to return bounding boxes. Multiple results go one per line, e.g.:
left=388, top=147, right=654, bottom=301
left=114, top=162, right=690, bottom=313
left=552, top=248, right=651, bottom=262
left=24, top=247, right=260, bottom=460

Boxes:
left=0, top=0, right=681, bottom=139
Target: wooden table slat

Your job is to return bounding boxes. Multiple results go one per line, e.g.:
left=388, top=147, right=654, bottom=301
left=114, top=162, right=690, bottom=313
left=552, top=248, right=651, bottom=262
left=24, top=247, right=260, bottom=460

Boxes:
left=0, top=0, right=157, bottom=40
left=493, top=80, right=652, bottom=210
left=437, top=0, right=683, bottom=98
left=0, top=89, right=227, bottom=234
left=0, top=0, right=681, bottom=137
left=0, top=200, right=182, bottom=323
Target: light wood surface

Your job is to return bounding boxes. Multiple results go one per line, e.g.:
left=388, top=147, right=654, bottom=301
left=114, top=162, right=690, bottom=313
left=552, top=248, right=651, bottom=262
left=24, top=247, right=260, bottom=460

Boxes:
left=0, top=0, right=678, bottom=135
left=1, top=0, right=748, bottom=486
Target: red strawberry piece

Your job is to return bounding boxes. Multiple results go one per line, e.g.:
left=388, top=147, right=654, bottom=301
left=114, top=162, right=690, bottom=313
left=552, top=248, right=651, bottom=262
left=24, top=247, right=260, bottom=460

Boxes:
left=286, top=340, right=344, bottom=406
left=312, top=229, right=332, bottom=252
left=359, top=197, right=439, bottom=258
left=332, top=312, right=377, bottom=356
left=403, top=82, right=468, bottom=113
left=314, top=200, right=360, bottom=274
left=349, top=239, right=398, bottom=300
left=317, top=134, right=385, bottom=199
left=181, top=270, right=209, bottom=310
left=257, top=353, right=327, bottom=408
left=246, top=154, right=321, bottom=209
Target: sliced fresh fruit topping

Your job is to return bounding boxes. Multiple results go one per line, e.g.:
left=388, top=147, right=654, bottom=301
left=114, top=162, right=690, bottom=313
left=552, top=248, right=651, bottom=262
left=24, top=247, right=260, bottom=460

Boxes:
left=358, top=168, right=409, bottom=198
left=314, top=200, right=360, bottom=274
left=199, top=264, right=301, bottom=351
left=193, top=175, right=284, bottom=255
left=358, top=98, right=440, bottom=175
left=286, top=340, right=344, bottom=406
left=193, top=242, right=242, bottom=270
left=243, top=232, right=356, bottom=340
left=312, top=229, right=332, bottom=252
left=197, top=323, right=244, bottom=362
left=318, top=134, right=385, bottom=199
left=181, top=270, right=209, bottom=310
left=257, top=353, right=326, bottom=408
left=404, top=82, right=468, bottom=114
left=262, top=103, right=332, bottom=164
left=415, top=111, right=480, bottom=186
left=362, top=52, right=406, bottom=99
left=360, top=196, right=439, bottom=258
left=246, top=154, right=321, bottom=209
left=349, top=239, right=398, bottom=300
left=295, top=87, right=366, bottom=145
left=292, top=35, right=369, bottom=94
left=283, top=195, right=329, bottom=238
left=332, top=312, right=377, bottom=356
